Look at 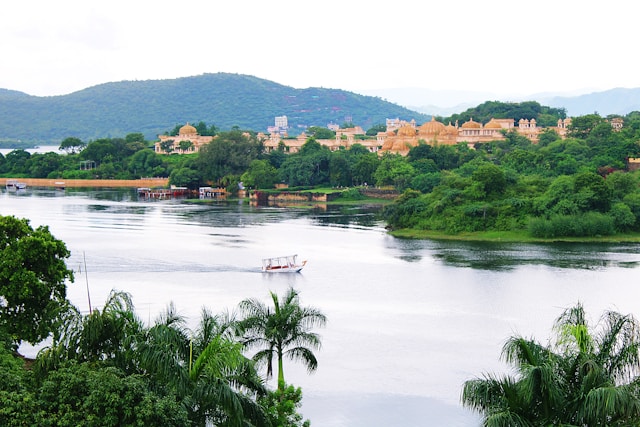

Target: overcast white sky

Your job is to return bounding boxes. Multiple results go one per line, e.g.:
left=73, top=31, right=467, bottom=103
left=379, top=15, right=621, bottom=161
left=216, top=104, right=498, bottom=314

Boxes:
left=1, top=0, right=637, bottom=99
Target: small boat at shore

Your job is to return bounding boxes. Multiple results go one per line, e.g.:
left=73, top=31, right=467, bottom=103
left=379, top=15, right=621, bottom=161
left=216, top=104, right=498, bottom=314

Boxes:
left=261, top=254, right=307, bottom=273
left=6, top=179, right=27, bottom=191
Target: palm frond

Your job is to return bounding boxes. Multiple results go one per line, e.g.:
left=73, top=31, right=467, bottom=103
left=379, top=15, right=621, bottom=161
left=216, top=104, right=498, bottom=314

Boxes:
left=579, top=383, right=640, bottom=425
left=285, top=346, right=318, bottom=373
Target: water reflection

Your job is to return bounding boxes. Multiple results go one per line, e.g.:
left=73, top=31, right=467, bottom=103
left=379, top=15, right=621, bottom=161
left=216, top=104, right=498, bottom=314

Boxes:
left=26, top=186, right=640, bottom=272
left=388, top=238, right=640, bottom=270
left=65, top=188, right=136, bottom=201
left=308, top=204, right=385, bottom=228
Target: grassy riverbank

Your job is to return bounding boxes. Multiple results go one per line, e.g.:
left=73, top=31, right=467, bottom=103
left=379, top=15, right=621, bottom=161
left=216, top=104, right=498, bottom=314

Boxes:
left=389, top=228, right=640, bottom=243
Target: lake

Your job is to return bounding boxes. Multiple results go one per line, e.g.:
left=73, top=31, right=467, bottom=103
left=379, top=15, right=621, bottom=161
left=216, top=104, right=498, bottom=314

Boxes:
left=0, top=145, right=62, bottom=156
left=3, top=187, right=640, bottom=426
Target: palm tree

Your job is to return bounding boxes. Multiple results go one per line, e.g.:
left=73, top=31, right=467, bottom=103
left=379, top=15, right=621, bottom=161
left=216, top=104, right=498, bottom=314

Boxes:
left=35, top=289, right=143, bottom=375
left=38, top=294, right=269, bottom=427
left=238, top=287, right=327, bottom=390
left=553, top=303, right=640, bottom=426
left=137, top=304, right=269, bottom=427
left=462, top=302, right=640, bottom=426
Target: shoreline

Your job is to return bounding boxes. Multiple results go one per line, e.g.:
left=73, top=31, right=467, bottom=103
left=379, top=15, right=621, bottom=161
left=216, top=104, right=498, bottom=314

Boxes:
left=389, top=228, right=640, bottom=243
left=0, top=177, right=169, bottom=188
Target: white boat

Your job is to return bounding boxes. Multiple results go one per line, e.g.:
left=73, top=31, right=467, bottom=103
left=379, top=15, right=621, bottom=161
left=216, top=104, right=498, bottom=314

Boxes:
left=6, top=179, right=27, bottom=191
left=261, top=254, right=307, bottom=273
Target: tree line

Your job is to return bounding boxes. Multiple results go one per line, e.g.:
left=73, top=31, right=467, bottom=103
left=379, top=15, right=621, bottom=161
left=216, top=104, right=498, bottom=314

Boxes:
left=0, top=125, right=388, bottom=192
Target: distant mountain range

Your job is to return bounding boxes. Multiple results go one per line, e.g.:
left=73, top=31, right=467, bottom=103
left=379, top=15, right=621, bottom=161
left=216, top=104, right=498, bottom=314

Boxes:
left=539, top=88, right=640, bottom=117
left=1, top=73, right=638, bottom=146
left=0, top=73, right=429, bottom=145
left=359, top=87, right=640, bottom=117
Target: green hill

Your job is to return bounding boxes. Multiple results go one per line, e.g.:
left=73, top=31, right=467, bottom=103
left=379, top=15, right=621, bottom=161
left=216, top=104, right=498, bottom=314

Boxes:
left=0, top=73, right=429, bottom=145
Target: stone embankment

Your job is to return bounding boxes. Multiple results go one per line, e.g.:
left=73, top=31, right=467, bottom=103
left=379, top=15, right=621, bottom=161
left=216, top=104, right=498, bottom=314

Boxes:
left=250, top=191, right=331, bottom=204
left=0, top=178, right=169, bottom=188
left=249, top=187, right=400, bottom=204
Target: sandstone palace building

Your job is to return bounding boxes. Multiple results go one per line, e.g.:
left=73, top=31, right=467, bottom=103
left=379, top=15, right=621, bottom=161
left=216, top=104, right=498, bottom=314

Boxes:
left=155, top=116, right=573, bottom=156
left=155, top=123, right=214, bottom=154
left=261, top=116, right=572, bottom=156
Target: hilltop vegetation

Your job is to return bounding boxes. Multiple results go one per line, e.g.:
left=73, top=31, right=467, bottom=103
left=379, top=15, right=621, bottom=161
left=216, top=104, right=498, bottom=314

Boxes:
left=0, top=73, right=428, bottom=145
left=439, top=100, right=567, bottom=127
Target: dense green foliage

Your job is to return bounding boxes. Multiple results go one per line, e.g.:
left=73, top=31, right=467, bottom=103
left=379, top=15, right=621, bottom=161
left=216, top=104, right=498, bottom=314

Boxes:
left=383, top=110, right=640, bottom=238
left=0, top=284, right=321, bottom=426
left=462, top=303, right=640, bottom=426
left=0, top=216, right=74, bottom=346
left=259, top=384, right=311, bottom=427
left=0, top=73, right=428, bottom=144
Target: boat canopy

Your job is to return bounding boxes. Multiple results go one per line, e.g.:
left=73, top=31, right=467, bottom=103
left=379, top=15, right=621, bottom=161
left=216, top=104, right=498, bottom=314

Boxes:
left=262, top=254, right=299, bottom=269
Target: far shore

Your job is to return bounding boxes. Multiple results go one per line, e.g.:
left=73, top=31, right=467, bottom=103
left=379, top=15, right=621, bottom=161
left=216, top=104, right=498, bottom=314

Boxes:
left=0, top=178, right=169, bottom=188
left=389, top=228, right=640, bottom=243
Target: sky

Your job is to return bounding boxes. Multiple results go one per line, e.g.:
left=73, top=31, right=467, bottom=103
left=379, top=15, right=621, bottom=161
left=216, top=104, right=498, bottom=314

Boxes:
left=1, top=0, right=638, bottom=103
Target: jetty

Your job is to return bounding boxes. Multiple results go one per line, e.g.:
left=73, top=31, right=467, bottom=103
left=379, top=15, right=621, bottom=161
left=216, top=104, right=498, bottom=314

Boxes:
left=137, top=186, right=190, bottom=199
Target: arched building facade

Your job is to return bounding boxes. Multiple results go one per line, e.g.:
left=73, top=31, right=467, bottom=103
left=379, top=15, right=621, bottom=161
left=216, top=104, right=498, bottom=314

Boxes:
left=155, top=123, right=215, bottom=154
left=377, top=116, right=572, bottom=155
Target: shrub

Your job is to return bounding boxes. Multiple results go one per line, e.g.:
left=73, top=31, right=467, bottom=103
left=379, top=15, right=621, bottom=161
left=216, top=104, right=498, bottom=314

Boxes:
left=528, top=212, right=615, bottom=238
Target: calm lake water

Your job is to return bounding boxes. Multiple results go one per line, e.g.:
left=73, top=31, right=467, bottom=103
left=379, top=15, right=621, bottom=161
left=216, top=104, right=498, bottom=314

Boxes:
left=4, top=187, right=640, bottom=426
left=0, top=145, right=62, bottom=156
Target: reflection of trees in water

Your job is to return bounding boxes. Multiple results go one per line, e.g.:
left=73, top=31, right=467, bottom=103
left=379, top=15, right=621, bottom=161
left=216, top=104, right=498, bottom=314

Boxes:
left=172, top=202, right=385, bottom=231
left=308, top=204, right=384, bottom=228
left=49, top=191, right=640, bottom=272
left=174, top=203, right=308, bottom=228
left=66, top=188, right=136, bottom=202
left=51, top=188, right=386, bottom=230
left=387, top=238, right=640, bottom=270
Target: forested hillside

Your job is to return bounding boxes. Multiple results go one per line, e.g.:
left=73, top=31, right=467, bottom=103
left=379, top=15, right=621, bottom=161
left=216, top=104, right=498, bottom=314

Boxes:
left=0, top=73, right=428, bottom=145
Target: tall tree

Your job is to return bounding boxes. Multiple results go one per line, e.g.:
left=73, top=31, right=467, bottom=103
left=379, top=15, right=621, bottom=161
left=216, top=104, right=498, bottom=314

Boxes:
left=241, top=159, right=278, bottom=189
left=196, top=130, right=262, bottom=184
left=0, top=215, right=74, bottom=347
left=279, top=139, right=332, bottom=187
left=238, top=287, right=327, bottom=390
left=59, top=136, right=86, bottom=154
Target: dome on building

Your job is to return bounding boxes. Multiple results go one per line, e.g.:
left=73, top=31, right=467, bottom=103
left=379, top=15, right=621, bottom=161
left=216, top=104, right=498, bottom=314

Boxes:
left=445, top=122, right=457, bottom=135
left=397, top=125, right=416, bottom=137
left=179, top=123, right=197, bottom=136
left=461, top=118, right=482, bottom=129
left=390, top=139, right=411, bottom=153
left=418, top=117, right=446, bottom=135
left=484, top=119, right=502, bottom=129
